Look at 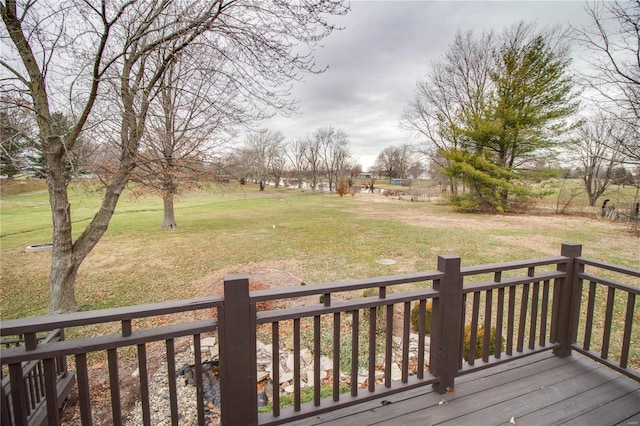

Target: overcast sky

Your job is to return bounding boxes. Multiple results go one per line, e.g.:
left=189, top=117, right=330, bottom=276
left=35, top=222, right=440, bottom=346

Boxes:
left=254, top=0, right=595, bottom=170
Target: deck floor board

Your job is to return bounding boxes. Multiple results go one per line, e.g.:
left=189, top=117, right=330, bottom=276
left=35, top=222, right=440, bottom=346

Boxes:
left=280, top=352, right=640, bottom=426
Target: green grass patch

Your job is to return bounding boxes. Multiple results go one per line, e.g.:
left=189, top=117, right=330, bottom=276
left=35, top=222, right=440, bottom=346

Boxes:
left=1, top=184, right=638, bottom=320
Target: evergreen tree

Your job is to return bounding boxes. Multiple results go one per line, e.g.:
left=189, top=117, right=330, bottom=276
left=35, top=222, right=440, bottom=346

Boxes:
left=407, top=23, right=579, bottom=212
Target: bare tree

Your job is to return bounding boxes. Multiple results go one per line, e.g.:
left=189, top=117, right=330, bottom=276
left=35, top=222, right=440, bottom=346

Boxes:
left=242, top=129, right=285, bottom=190
left=1, top=0, right=348, bottom=313
left=314, top=127, right=350, bottom=191
left=132, top=46, right=246, bottom=229
left=573, top=1, right=640, bottom=165
left=402, top=30, right=495, bottom=194
left=375, top=146, right=398, bottom=179
left=286, top=138, right=308, bottom=188
left=375, top=144, right=416, bottom=180
left=302, top=136, right=322, bottom=191
left=269, top=149, right=287, bottom=188
left=571, top=113, right=626, bottom=206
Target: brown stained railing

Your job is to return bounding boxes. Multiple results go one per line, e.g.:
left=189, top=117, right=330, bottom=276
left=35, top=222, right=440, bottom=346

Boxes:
left=1, top=296, right=223, bottom=426
left=456, top=255, right=570, bottom=374
left=571, top=257, right=640, bottom=381
left=1, top=329, right=71, bottom=426
left=248, top=269, right=443, bottom=426
left=1, top=243, right=638, bottom=426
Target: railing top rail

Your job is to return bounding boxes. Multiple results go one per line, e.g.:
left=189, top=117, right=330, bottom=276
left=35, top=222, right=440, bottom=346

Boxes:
left=577, top=257, right=640, bottom=278
left=463, top=270, right=566, bottom=294
left=460, top=256, right=568, bottom=277
left=1, top=318, right=218, bottom=364
left=0, top=295, right=223, bottom=336
left=256, top=287, right=440, bottom=323
left=250, top=270, right=443, bottom=302
left=579, top=272, right=640, bottom=295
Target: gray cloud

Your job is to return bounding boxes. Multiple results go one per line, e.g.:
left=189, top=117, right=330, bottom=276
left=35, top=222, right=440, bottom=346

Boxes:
left=256, top=1, right=592, bottom=170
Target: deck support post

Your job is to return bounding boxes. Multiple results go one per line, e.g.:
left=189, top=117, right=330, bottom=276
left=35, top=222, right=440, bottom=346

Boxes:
left=552, top=243, right=583, bottom=358
left=431, top=255, right=463, bottom=394
left=219, top=275, right=258, bottom=426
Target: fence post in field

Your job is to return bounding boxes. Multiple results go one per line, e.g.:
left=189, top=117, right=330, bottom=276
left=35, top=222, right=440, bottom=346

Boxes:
left=219, top=275, right=258, bottom=426
left=431, top=254, right=463, bottom=394
left=552, top=243, right=583, bottom=358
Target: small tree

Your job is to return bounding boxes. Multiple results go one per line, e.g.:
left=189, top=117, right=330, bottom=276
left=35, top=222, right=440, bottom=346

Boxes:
left=336, top=178, right=349, bottom=197
left=242, top=129, right=285, bottom=191
left=571, top=113, right=625, bottom=206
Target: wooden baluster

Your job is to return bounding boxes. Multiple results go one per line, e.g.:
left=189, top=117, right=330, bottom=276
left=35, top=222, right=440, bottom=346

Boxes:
left=107, top=348, right=122, bottom=426
left=332, top=312, right=341, bottom=401
left=272, top=321, right=281, bottom=416
left=314, top=315, right=322, bottom=405
left=368, top=307, right=376, bottom=392
left=483, top=290, right=493, bottom=362
left=496, top=288, right=505, bottom=358
left=293, top=318, right=301, bottom=411
left=620, top=293, right=636, bottom=369
left=506, top=286, right=516, bottom=356
left=601, top=287, right=616, bottom=360
left=539, top=280, right=550, bottom=347
left=384, top=304, right=394, bottom=389
left=137, top=343, right=151, bottom=426
left=529, top=282, right=540, bottom=350
left=583, top=281, right=597, bottom=351
left=517, top=284, right=530, bottom=353
left=75, top=353, right=93, bottom=426
left=350, top=310, right=359, bottom=397
left=165, top=339, right=179, bottom=426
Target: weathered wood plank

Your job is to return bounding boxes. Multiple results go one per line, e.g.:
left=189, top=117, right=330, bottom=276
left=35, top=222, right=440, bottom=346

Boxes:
left=568, top=388, right=640, bottom=426
left=286, top=352, right=572, bottom=426
left=475, top=368, right=635, bottom=425
left=381, top=356, right=600, bottom=426
left=501, top=375, right=639, bottom=425
left=616, top=410, right=640, bottom=426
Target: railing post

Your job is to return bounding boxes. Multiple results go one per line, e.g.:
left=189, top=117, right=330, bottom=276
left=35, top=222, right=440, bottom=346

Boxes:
left=552, top=243, right=583, bottom=358
left=431, top=255, right=463, bottom=394
left=219, top=275, right=258, bottom=426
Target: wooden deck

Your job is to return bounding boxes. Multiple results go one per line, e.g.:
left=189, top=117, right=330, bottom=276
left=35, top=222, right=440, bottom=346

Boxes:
left=286, top=351, right=640, bottom=426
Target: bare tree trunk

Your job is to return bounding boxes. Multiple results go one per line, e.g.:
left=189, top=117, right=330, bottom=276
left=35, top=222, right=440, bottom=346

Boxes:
left=49, top=252, right=80, bottom=313
left=47, top=147, right=78, bottom=312
left=162, top=193, right=177, bottom=230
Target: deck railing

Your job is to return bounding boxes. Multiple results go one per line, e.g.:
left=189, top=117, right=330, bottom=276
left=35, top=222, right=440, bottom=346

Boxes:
left=1, top=329, right=73, bottom=426
left=0, top=243, right=638, bottom=426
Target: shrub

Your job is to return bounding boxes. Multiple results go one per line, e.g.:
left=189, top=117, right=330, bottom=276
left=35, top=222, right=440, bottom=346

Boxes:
left=462, top=324, right=504, bottom=361
left=336, top=179, right=349, bottom=197
left=410, top=300, right=432, bottom=335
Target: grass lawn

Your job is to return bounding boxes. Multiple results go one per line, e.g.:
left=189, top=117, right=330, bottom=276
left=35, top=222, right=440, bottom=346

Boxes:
left=1, top=182, right=638, bottom=319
